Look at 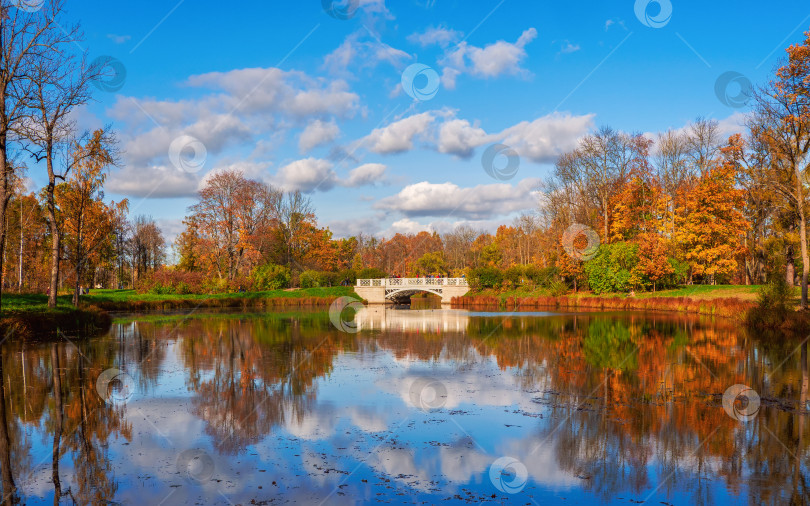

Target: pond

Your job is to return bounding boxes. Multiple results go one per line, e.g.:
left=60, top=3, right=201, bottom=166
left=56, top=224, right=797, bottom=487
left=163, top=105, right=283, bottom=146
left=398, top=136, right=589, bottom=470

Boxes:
left=0, top=307, right=807, bottom=505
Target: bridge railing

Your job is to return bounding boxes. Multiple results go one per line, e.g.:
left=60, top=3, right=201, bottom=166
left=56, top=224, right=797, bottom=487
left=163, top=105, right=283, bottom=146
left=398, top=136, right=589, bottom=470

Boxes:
left=356, top=277, right=468, bottom=287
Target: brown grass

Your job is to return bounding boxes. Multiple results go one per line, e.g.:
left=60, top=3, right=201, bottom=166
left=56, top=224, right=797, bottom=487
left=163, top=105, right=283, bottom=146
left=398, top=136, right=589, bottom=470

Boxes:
left=90, top=295, right=341, bottom=312
left=452, top=294, right=757, bottom=322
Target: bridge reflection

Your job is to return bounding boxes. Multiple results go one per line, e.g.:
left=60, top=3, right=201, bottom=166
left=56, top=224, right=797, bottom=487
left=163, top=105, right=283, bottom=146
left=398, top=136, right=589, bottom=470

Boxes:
left=354, top=307, right=470, bottom=333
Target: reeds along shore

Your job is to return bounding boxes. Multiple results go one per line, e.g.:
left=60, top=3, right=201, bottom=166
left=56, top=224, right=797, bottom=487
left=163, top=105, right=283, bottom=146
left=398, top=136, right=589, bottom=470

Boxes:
left=451, top=295, right=758, bottom=321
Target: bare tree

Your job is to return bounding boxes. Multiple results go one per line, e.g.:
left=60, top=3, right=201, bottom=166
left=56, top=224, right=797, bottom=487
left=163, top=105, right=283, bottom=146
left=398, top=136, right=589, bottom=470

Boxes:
left=443, top=224, right=479, bottom=271
left=0, top=1, right=78, bottom=310
left=653, top=129, right=690, bottom=237
left=130, top=216, right=165, bottom=282
left=279, top=190, right=314, bottom=270
left=20, top=1, right=101, bottom=308
left=684, top=117, right=722, bottom=176
left=554, top=126, right=638, bottom=242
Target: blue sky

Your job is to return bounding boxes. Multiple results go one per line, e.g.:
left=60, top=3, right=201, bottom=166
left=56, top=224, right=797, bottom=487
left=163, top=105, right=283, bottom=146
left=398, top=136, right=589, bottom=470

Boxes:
left=27, top=0, right=810, bottom=241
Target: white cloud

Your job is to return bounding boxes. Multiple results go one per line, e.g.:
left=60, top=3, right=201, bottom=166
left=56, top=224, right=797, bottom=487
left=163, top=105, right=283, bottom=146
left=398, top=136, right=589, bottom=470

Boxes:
left=498, top=113, right=595, bottom=163
left=716, top=111, right=748, bottom=139
left=437, top=118, right=489, bottom=158
left=346, top=163, right=387, bottom=186
left=273, top=159, right=388, bottom=193
left=407, top=26, right=462, bottom=48
left=375, top=178, right=542, bottom=220
left=110, top=67, right=360, bottom=172
left=106, top=165, right=200, bottom=199
left=299, top=119, right=341, bottom=153
left=387, top=218, right=432, bottom=235
left=353, top=110, right=593, bottom=163
left=275, top=157, right=338, bottom=192
left=107, top=33, right=131, bottom=44
left=437, top=112, right=594, bottom=163
left=558, top=40, right=581, bottom=54
left=605, top=18, right=628, bottom=31
left=107, top=160, right=277, bottom=200
left=326, top=216, right=384, bottom=238
left=439, top=28, right=537, bottom=89
left=362, top=112, right=436, bottom=154
left=323, top=32, right=410, bottom=77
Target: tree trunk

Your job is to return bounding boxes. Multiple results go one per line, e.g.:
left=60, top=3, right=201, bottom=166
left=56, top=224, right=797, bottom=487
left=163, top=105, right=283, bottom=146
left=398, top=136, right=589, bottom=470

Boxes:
left=51, top=344, right=63, bottom=505
left=799, top=195, right=809, bottom=309
left=45, top=143, right=62, bottom=308
left=602, top=197, right=609, bottom=244
left=73, top=260, right=81, bottom=306
left=787, top=244, right=795, bottom=287
left=17, top=200, right=21, bottom=291
left=0, top=134, right=9, bottom=313
left=0, top=350, right=15, bottom=503
left=46, top=182, right=60, bottom=308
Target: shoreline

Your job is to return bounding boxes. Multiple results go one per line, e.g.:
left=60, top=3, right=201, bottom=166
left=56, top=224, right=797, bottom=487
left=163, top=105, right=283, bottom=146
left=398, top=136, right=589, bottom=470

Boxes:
left=3, top=286, right=805, bottom=338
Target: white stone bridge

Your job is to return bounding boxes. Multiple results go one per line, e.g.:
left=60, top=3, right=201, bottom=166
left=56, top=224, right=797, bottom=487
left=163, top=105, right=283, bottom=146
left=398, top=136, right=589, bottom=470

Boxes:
left=355, top=277, right=469, bottom=304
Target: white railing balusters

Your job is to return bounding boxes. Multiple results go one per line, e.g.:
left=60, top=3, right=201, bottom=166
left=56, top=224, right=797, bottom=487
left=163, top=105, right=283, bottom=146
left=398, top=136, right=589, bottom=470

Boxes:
left=356, top=277, right=468, bottom=287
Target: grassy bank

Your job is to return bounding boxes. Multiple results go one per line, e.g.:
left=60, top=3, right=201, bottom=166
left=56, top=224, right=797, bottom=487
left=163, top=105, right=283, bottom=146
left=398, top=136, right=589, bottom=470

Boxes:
left=0, top=286, right=356, bottom=339
left=3, top=286, right=356, bottom=313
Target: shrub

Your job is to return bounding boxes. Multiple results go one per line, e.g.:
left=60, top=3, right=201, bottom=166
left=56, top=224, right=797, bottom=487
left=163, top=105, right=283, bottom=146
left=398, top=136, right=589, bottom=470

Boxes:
left=547, top=279, right=568, bottom=297
left=137, top=268, right=207, bottom=295
left=757, top=275, right=793, bottom=314
left=468, top=267, right=502, bottom=289
left=253, top=264, right=291, bottom=290
left=584, top=242, right=639, bottom=294
left=299, top=270, right=322, bottom=288
left=502, top=265, right=524, bottom=285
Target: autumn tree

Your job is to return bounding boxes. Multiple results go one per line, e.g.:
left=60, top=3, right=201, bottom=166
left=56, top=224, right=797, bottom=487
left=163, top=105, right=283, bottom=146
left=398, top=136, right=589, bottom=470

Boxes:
left=632, top=232, right=674, bottom=291
left=55, top=130, right=126, bottom=305
left=751, top=29, right=810, bottom=306
left=674, top=148, right=749, bottom=284
left=186, top=170, right=281, bottom=281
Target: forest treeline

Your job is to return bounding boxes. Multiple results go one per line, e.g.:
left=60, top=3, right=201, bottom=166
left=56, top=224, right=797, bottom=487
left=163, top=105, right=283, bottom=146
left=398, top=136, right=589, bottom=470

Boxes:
left=6, top=1, right=810, bottom=310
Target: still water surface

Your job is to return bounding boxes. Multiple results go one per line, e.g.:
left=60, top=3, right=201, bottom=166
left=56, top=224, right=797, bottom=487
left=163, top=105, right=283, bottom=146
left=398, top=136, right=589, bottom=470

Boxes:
left=0, top=307, right=808, bottom=505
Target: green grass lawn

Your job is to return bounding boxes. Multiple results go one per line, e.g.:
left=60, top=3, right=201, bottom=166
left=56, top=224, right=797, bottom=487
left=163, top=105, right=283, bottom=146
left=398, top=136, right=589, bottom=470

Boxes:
left=2, top=286, right=356, bottom=314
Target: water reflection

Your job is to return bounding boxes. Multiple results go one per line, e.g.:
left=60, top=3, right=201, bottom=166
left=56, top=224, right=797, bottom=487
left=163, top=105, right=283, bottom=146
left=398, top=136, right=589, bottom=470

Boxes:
left=0, top=309, right=807, bottom=505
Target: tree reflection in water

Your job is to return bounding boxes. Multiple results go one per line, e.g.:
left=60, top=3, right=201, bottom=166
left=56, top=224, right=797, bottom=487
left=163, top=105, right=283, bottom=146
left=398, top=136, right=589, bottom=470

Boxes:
left=0, top=309, right=806, bottom=504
